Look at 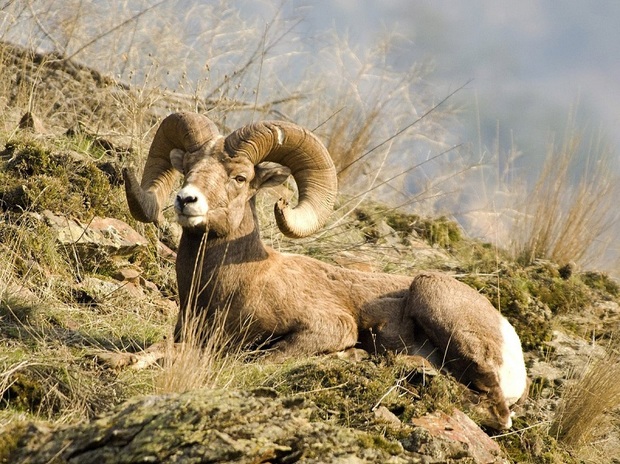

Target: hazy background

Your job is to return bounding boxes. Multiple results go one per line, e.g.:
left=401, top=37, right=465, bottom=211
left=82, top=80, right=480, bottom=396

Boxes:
left=286, top=0, right=620, bottom=151
left=282, top=0, right=620, bottom=273
left=2, top=0, right=618, bottom=275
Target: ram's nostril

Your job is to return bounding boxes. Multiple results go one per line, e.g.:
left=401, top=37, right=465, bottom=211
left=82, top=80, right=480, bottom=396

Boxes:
left=177, top=194, right=197, bottom=206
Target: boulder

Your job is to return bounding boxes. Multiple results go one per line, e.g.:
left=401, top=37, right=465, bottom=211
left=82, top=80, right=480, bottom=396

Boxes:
left=43, top=210, right=149, bottom=259
left=408, top=409, right=507, bottom=464
left=3, top=389, right=410, bottom=463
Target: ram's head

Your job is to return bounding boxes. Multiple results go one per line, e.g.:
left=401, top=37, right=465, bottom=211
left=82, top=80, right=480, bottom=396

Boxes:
left=123, top=113, right=337, bottom=238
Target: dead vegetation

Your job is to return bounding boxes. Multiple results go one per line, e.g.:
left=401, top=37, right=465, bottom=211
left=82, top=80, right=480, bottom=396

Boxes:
left=0, top=2, right=619, bottom=462
left=511, top=110, right=620, bottom=269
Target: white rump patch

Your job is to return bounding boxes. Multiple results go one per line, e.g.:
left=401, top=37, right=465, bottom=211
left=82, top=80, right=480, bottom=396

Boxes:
left=498, top=317, right=528, bottom=405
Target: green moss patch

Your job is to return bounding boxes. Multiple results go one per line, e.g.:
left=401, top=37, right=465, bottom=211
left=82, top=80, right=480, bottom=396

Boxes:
left=1, top=136, right=127, bottom=221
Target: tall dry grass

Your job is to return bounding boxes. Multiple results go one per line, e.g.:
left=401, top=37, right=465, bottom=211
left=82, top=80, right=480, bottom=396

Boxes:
left=550, top=349, right=620, bottom=450
left=154, top=308, right=249, bottom=394
left=511, top=110, right=619, bottom=268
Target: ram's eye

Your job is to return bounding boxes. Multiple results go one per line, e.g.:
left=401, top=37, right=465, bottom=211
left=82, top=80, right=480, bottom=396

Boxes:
left=234, top=175, right=246, bottom=184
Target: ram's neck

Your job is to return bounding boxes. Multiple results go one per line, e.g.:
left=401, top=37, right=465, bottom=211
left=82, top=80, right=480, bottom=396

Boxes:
left=181, top=205, right=267, bottom=263
left=175, top=200, right=268, bottom=312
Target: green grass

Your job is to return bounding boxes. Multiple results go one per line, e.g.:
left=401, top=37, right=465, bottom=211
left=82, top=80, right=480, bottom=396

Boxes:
left=0, top=3, right=618, bottom=462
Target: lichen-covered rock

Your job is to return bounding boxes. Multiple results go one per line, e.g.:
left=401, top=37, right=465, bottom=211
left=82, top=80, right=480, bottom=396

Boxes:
left=1, top=390, right=395, bottom=463
left=1, top=388, right=506, bottom=464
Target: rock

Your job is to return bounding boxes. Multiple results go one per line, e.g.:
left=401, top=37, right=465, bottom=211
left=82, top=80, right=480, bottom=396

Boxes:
left=156, top=240, right=176, bottom=261
left=331, top=347, right=370, bottom=361
left=18, top=111, right=47, bottom=133
left=3, top=389, right=419, bottom=463
left=408, top=409, right=507, bottom=464
left=113, top=267, right=141, bottom=283
left=74, top=275, right=144, bottom=307
left=374, top=405, right=402, bottom=427
left=43, top=210, right=148, bottom=259
left=3, top=282, right=37, bottom=302
left=545, top=330, right=606, bottom=374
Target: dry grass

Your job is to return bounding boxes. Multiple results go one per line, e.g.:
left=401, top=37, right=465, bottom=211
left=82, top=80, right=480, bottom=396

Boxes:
left=154, top=310, right=244, bottom=395
left=512, top=110, right=619, bottom=268
left=0, top=3, right=618, bottom=463
left=153, top=293, right=258, bottom=395
left=153, top=232, right=262, bottom=394
left=551, top=349, right=620, bottom=451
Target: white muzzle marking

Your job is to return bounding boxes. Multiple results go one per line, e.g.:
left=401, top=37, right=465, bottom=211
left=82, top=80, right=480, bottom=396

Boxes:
left=175, top=184, right=208, bottom=227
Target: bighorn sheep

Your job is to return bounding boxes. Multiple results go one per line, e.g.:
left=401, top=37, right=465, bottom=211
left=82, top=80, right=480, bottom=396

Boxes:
left=122, top=112, right=528, bottom=429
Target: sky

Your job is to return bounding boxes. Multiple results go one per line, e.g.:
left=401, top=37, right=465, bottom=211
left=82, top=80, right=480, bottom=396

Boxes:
left=283, top=0, right=620, bottom=155
left=277, top=0, right=620, bottom=274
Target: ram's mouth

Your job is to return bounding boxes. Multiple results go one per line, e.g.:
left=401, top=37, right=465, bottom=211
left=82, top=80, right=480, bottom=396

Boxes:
left=176, top=213, right=207, bottom=229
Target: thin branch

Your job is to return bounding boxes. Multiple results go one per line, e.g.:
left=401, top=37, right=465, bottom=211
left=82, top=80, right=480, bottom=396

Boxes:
left=338, top=81, right=471, bottom=176
left=63, top=0, right=167, bottom=62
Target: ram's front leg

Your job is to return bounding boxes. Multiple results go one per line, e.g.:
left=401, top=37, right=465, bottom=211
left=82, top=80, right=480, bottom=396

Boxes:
left=93, top=341, right=172, bottom=370
left=358, top=297, right=423, bottom=355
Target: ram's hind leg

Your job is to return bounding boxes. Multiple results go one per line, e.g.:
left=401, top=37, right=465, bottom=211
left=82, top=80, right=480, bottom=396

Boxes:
left=263, top=314, right=359, bottom=362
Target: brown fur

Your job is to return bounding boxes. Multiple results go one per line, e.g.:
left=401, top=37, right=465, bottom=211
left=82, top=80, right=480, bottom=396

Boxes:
left=122, top=114, right=527, bottom=429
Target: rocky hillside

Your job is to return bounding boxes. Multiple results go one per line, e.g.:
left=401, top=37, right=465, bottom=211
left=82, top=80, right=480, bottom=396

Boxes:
left=1, top=42, right=619, bottom=464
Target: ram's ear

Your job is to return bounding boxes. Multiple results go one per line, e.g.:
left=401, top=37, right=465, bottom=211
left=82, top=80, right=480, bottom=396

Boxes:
left=170, top=149, right=185, bottom=173
left=253, top=162, right=291, bottom=189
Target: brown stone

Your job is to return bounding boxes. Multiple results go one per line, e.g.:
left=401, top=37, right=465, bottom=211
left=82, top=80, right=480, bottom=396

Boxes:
left=410, top=409, right=507, bottom=464
left=18, top=111, right=47, bottom=133
left=43, top=211, right=148, bottom=258
left=114, top=267, right=141, bottom=283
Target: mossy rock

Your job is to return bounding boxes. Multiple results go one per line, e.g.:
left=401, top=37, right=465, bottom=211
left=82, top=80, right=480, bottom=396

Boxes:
left=354, top=202, right=462, bottom=249
left=2, top=389, right=420, bottom=464
left=0, top=138, right=127, bottom=220
left=460, top=260, right=620, bottom=351
left=580, top=271, right=620, bottom=298
left=264, top=356, right=467, bottom=437
left=385, top=211, right=462, bottom=248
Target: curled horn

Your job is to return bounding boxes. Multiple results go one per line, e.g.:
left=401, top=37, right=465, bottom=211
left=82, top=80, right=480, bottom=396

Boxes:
left=123, top=112, right=222, bottom=223
left=225, top=121, right=337, bottom=238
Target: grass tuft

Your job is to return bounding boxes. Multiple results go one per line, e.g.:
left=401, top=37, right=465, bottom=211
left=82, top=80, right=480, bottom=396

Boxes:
left=551, top=349, right=620, bottom=450
left=512, top=110, right=620, bottom=269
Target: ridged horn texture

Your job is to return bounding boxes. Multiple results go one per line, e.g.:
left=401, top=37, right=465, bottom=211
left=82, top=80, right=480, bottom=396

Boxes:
left=225, top=121, right=338, bottom=238
left=124, top=112, right=222, bottom=223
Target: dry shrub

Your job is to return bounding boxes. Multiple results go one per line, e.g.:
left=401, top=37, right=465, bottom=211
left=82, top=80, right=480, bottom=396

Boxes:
left=551, top=349, right=620, bottom=449
left=154, top=309, right=244, bottom=394
left=512, top=110, right=619, bottom=268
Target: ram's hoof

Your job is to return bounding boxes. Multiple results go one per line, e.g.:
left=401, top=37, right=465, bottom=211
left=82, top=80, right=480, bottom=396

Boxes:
left=92, top=351, right=139, bottom=369
left=331, top=348, right=370, bottom=362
